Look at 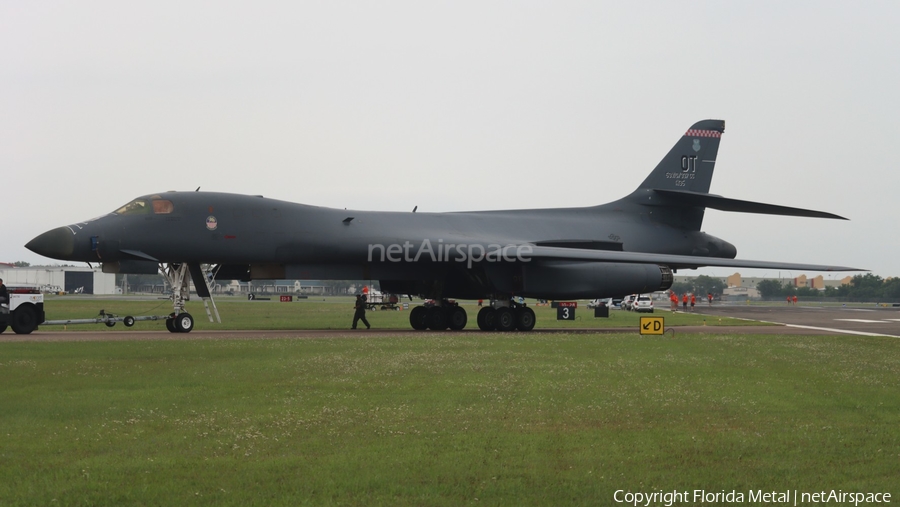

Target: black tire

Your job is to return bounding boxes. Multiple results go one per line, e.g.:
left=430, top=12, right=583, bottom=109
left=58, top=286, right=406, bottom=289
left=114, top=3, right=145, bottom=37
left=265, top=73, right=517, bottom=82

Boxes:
left=515, top=307, right=536, bottom=331
left=426, top=306, right=449, bottom=330
left=174, top=313, right=194, bottom=333
left=124, top=316, right=135, bottom=327
left=105, top=320, right=116, bottom=327
left=0, top=323, right=7, bottom=334
left=494, top=307, right=516, bottom=332
left=165, top=316, right=178, bottom=333
left=448, top=306, right=468, bottom=330
left=476, top=307, right=495, bottom=331
left=409, top=306, right=428, bottom=330
left=11, top=305, right=39, bottom=335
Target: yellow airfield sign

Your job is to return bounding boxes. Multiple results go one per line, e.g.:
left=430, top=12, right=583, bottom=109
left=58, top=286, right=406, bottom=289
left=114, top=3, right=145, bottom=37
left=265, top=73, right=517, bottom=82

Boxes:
left=639, top=316, right=665, bottom=335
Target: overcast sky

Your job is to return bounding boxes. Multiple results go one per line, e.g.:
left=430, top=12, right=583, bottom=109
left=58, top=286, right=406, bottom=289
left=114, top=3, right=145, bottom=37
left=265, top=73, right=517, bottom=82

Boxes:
left=2, top=1, right=897, bottom=280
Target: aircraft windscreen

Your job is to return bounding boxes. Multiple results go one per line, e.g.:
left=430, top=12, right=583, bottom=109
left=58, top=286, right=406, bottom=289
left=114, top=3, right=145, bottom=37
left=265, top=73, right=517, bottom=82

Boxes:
left=113, top=198, right=174, bottom=215
left=114, top=200, right=149, bottom=215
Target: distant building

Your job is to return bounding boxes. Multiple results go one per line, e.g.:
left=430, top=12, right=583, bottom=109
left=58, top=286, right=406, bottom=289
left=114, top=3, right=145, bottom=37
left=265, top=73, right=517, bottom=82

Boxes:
left=0, top=266, right=117, bottom=295
left=674, top=272, right=853, bottom=300
left=723, top=285, right=759, bottom=299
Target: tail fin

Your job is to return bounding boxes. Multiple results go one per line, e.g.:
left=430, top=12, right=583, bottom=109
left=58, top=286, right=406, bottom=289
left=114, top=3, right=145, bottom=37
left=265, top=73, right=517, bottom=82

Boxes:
left=627, top=119, right=846, bottom=231
left=638, top=119, right=725, bottom=193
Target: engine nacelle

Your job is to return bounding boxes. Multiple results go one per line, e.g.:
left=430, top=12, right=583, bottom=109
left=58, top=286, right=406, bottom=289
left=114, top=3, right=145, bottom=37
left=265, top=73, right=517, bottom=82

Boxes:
left=509, top=261, right=673, bottom=299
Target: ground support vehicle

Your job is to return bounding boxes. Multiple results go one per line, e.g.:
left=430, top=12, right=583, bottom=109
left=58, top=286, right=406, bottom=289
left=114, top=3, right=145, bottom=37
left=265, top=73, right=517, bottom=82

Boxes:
left=366, top=293, right=401, bottom=310
left=0, top=288, right=45, bottom=335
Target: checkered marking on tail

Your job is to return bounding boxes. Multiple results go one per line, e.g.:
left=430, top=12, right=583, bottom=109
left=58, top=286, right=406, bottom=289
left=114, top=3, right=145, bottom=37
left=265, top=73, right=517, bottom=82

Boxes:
left=684, top=129, right=721, bottom=138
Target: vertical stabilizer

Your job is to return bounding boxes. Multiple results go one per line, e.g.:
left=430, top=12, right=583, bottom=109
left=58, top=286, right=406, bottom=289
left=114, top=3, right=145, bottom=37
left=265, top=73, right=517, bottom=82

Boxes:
left=638, top=119, right=725, bottom=193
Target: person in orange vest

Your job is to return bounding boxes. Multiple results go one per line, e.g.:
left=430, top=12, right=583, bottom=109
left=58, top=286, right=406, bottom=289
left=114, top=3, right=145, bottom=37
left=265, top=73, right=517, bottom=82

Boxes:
left=786, top=295, right=791, bottom=304
left=682, top=293, right=688, bottom=312
left=690, top=293, right=696, bottom=312
left=792, top=295, right=798, bottom=305
left=707, top=292, right=713, bottom=306
left=669, top=292, right=678, bottom=312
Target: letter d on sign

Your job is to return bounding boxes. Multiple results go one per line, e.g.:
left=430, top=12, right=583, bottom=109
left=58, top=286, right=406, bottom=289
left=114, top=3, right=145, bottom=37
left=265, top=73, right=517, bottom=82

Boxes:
left=639, top=316, right=665, bottom=335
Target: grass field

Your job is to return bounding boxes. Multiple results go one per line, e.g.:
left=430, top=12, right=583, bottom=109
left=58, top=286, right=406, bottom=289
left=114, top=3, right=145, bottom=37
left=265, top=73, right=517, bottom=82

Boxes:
left=33, top=296, right=761, bottom=332
left=1, top=331, right=898, bottom=506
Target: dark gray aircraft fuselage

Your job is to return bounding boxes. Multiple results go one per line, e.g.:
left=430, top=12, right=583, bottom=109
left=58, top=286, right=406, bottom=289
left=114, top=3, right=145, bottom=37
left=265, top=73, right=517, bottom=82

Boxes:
left=27, top=191, right=739, bottom=299
left=25, top=120, right=862, bottom=332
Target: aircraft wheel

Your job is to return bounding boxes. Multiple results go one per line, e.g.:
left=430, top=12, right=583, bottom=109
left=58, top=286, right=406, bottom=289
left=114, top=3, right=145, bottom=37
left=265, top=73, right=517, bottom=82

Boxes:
left=426, top=306, right=449, bottom=330
left=124, top=316, right=135, bottom=327
left=165, top=316, right=178, bottom=333
left=0, top=323, right=7, bottom=334
left=409, top=306, right=428, bottom=330
left=11, top=305, right=39, bottom=335
left=515, top=307, right=536, bottom=331
left=105, top=320, right=116, bottom=328
left=174, top=313, right=194, bottom=333
left=476, top=307, right=495, bottom=331
left=494, top=307, right=516, bottom=332
left=447, top=306, right=467, bottom=330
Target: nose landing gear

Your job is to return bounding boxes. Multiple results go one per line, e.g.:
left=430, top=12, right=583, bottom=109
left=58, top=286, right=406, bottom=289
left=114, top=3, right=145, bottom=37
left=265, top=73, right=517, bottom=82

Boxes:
left=160, top=262, right=219, bottom=333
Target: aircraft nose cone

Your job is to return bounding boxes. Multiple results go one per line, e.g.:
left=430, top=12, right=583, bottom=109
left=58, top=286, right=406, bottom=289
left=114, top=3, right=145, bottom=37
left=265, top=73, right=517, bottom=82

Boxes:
left=26, top=227, right=76, bottom=260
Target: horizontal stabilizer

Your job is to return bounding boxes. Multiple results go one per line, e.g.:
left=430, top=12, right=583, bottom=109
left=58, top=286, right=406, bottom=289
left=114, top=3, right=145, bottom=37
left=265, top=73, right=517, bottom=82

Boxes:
left=652, top=189, right=848, bottom=220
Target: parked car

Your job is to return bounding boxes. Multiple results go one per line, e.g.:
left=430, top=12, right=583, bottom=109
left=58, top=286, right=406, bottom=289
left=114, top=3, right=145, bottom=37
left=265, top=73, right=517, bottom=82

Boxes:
left=622, top=294, right=637, bottom=311
left=633, top=294, right=654, bottom=313
left=589, top=298, right=626, bottom=309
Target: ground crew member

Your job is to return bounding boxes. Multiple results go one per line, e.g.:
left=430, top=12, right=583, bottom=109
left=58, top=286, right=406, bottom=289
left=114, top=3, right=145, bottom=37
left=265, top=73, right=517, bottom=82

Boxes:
left=682, top=293, right=688, bottom=312
left=352, top=294, right=370, bottom=329
left=670, top=292, right=678, bottom=312
left=786, top=296, right=791, bottom=304
left=792, top=295, right=798, bottom=305
left=690, top=293, right=696, bottom=311
left=707, top=292, right=713, bottom=306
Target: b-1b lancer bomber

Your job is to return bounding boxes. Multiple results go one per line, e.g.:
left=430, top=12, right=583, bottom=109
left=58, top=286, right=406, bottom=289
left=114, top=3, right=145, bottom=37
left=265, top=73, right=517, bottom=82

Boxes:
left=26, top=120, right=862, bottom=333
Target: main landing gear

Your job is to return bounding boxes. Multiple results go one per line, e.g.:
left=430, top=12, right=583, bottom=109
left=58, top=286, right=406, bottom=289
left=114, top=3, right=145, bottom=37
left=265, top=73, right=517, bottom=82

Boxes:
left=409, top=300, right=468, bottom=331
left=407, top=299, right=535, bottom=332
left=475, top=301, right=535, bottom=332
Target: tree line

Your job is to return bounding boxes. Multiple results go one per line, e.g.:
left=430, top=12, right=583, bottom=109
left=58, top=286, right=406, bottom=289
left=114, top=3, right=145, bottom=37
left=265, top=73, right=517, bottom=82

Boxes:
left=757, top=273, right=900, bottom=301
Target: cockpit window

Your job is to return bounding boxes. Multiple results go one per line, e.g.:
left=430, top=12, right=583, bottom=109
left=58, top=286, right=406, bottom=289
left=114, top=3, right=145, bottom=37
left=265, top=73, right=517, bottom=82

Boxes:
left=114, top=200, right=150, bottom=215
left=114, top=198, right=175, bottom=215
left=153, top=200, right=174, bottom=214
